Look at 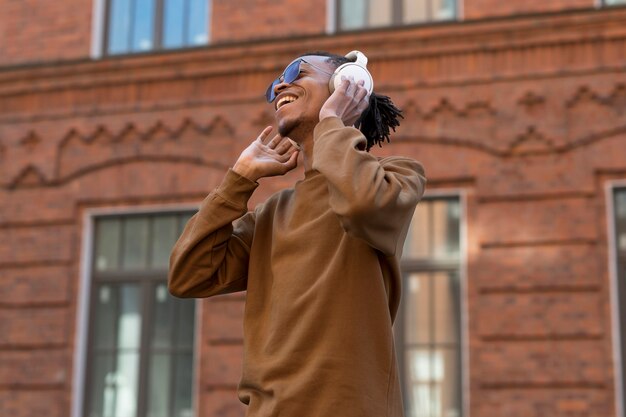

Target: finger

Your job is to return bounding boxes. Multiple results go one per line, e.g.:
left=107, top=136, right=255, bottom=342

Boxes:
left=277, top=143, right=299, bottom=161
left=257, top=126, right=273, bottom=143
left=354, top=83, right=368, bottom=104
left=338, top=76, right=350, bottom=93
left=345, top=76, right=356, bottom=96
left=274, top=137, right=293, bottom=154
left=276, top=144, right=296, bottom=161
left=284, top=149, right=299, bottom=169
left=357, top=98, right=369, bottom=115
left=267, top=134, right=282, bottom=149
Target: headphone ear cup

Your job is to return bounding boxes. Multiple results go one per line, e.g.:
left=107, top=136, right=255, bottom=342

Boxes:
left=328, top=63, right=374, bottom=95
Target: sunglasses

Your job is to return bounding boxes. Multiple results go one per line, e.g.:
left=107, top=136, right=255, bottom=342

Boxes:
left=265, top=58, right=333, bottom=103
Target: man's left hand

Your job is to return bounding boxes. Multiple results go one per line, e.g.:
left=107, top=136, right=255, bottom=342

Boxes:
left=319, top=77, right=369, bottom=126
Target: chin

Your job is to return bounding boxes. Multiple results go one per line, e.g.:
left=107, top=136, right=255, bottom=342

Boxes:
left=277, top=116, right=305, bottom=139
left=277, top=118, right=295, bottom=138
left=276, top=112, right=316, bottom=142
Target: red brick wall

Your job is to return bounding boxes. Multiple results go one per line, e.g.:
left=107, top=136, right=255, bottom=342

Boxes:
left=210, top=0, right=326, bottom=43
left=1, top=5, right=626, bottom=417
left=0, top=0, right=92, bottom=66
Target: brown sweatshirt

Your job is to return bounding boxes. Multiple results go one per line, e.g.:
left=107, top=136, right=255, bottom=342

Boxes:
left=169, top=117, right=426, bottom=417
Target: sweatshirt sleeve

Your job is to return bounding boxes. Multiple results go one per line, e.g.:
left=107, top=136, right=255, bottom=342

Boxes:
left=168, top=169, right=258, bottom=298
left=312, top=117, right=426, bottom=256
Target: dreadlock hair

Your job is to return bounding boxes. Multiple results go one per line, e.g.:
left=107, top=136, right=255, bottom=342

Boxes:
left=299, top=51, right=403, bottom=151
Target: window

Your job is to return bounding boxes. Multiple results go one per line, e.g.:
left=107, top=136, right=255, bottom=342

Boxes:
left=398, top=197, right=463, bottom=417
left=605, top=0, right=626, bottom=5
left=337, top=0, right=457, bottom=31
left=105, top=0, right=210, bottom=55
left=613, top=188, right=626, bottom=417
left=84, top=212, right=196, bottom=417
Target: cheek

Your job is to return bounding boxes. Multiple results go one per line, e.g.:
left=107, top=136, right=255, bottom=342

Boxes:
left=311, top=91, right=330, bottom=111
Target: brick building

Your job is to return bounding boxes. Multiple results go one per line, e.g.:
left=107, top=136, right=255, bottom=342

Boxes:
left=1, top=0, right=626, bottom=416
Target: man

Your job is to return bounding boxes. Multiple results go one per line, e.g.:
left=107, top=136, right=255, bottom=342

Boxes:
left=169, top=51, right=426, bottom=417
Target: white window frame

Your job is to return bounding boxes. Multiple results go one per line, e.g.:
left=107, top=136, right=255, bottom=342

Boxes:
left=606, top=181, right=626, bottom=417
left=71, top=203, right=202, bottom=417
left=91, top=0, right=107, bottom=58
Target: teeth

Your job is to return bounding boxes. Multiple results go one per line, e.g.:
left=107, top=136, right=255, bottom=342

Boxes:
left=276, top=95, right=297, bottom=110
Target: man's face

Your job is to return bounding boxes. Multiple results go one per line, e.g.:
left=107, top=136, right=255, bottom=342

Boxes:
left=271, top=55, right=335, bottom=141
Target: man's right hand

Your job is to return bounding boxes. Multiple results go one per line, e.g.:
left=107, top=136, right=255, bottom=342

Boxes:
left=232, top=126, right=300, bottom=182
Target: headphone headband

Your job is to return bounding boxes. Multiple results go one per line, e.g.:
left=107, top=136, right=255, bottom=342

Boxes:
left=329, top=50, right=374, bottom=95
left=345, top=50, right=368, bottom=67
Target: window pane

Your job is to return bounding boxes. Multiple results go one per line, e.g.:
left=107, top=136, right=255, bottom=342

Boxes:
left=88, top=284, right=140, bottom=417
left=404, top=0, right=428, bottom=24
left=434, top=0, right=456, bottom=20
left=113, top=352, right=141, bottom=417
left=173, top=353, right=194, bottom=417
left=95, top=218, right=121, bottom=271
left=164, top=0, right=185, bottom=48
left=446, top=200, right=461, bottom=256
left=148, top=353, right=171, bottom=417
left=616, top=190, right=626, bottom=252
left=405, top=273, right=430, bottom=345
left=432, top=200, right=460, bottom=259
left=616, top=190, right=626, bottom=219
left=108, top=0, right=132, bottom=54
left=368, top=0, right=393, bottom=27
left=87, top=353, right=115, bottom=417
left=341, top=0, right=367, bottom=30
left=606, top=0, right=626, bottom=5
left=94, top=284, right=119, bottom=349
left=405, top=349, right=460, bottom=417
left=403, top=199, right=460, bottom=260
left=403, top=203, right=430, bottom=259
left=433, top=272, right=460, bottom=344
left=122, top=217, right=150, bottom=270
left=440, top=349, right=461, bottom=417
left=176, top=297, right=196, bottom=349
left=402, top=201, right=430, bottom=259
left=152, top=283, right=175, bottom=349
left=118, top=284, right=142, bottom=349
left=405, top=349, right=433, bottom=417
left=188, top=0, right=209, bottom=45
left=152, top=215, right=179, bottom=269
left=87, top=352, right=140, bottom=417
left=132, top=0, right=155, bottom=51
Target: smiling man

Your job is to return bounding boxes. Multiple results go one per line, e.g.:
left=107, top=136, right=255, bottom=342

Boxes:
left=169, top=51, right=426, bottom=417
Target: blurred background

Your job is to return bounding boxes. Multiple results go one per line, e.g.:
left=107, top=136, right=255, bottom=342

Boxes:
left=1, top=1, right=626, bottom=416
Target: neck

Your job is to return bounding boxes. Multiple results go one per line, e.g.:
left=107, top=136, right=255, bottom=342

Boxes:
left=278, top=119, right=317, bottom=171
left=297, top=135, right=315, bottom=172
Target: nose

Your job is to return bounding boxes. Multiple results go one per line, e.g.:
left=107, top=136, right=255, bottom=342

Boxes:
left=273, top=80, right=289, bottom=98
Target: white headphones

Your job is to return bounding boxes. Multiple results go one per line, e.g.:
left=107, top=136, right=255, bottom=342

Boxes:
left=329, top=50, right=374, bottom=95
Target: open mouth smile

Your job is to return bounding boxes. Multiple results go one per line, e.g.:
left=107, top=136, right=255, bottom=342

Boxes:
left=275, top=94, right=298, bottom=111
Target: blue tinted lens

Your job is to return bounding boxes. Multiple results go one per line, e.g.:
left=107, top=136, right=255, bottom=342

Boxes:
left=265, top=60, right=302, bottom=102
left=283, top=60, right=302, bottom=84
left=266, top=80, right=279, bottom=102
